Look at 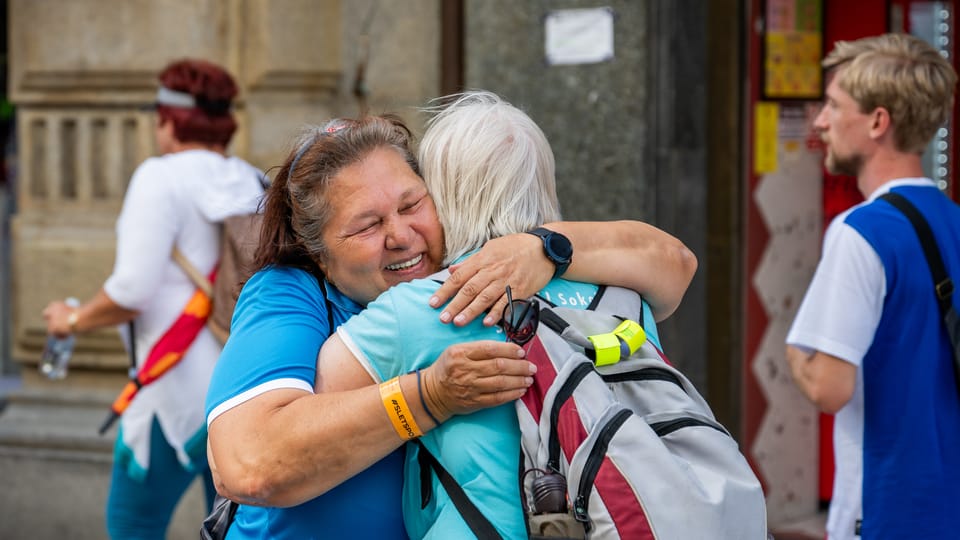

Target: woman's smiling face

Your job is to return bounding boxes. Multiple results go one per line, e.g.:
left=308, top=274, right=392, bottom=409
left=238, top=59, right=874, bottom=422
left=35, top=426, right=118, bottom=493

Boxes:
left=316, top=147, right=445, bottom=305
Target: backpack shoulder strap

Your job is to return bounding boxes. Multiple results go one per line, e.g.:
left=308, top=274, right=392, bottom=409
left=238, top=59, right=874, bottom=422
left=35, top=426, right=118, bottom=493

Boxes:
left=413, top=440, right=503, bottom=540
left=880, top=192, right=955, bottom=315
left=880, top=191, right=960, bottom=392
left=539, top=285, right=650, bottom=366
left=172, top=246, right=213, bottom=296
left=586, top=285, right=646, bottom=322
left=539, top=286, right=646, bottom=337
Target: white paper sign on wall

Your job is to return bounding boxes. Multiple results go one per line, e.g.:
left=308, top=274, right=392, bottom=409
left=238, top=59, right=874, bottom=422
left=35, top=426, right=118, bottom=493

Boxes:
left=545, top=7, right=615, bottom=66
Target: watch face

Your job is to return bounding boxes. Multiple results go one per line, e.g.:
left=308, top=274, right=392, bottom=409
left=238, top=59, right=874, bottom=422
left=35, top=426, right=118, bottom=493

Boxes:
left=546, top=234, right=573, bottom=262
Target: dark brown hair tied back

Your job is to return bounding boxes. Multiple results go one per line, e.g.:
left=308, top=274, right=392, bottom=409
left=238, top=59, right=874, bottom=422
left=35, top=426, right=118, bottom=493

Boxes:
left=254, top=114, right=422, bottom=279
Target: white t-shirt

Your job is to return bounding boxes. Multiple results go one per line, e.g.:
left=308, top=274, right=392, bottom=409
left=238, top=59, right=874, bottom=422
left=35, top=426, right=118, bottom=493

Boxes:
left=104, top=149, right=264, bottom=476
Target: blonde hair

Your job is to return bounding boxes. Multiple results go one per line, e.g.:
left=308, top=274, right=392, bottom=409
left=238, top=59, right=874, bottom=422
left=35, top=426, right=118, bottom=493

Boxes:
left=824, top=33, right=957, bottom=153
left=418, top=91, right=561, bottom=265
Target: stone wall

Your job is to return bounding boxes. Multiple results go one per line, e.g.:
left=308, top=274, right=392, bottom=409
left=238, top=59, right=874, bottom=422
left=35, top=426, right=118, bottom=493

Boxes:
left=462, top=0, right=708, bottom=390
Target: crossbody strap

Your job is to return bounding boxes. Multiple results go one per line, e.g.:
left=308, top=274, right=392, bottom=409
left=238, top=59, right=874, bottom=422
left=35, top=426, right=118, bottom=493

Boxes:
left=880, top=192, right=960, bottom=390
left=172, top=246, right=213, bottom=296
left=881, top=193, right=955, bottom=315
left=414, top=440, right=503, bottom=540
left=173, top=246, right=226, bottom=343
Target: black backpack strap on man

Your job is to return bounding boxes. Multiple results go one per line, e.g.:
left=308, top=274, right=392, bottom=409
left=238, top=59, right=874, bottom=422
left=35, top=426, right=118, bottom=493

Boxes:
left=880, top=191, right=960, bottom=391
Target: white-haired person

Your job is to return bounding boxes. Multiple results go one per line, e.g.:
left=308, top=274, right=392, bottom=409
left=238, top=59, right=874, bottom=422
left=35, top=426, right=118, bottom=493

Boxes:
left=315, top=91, right=689, bottom=538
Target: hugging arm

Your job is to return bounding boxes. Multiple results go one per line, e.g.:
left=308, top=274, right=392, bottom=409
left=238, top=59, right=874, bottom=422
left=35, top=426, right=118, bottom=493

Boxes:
left=207, top=339, right=531, bottom=508
left=208, top=384, right=391, bottom=508
left=432, top=220, right=697, bottom=325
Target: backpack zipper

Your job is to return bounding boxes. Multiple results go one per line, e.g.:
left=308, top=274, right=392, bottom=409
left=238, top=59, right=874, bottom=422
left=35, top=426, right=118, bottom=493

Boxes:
left=649, top=417, right=728, bottom=437
left=572, top=412, right=728, bottom=526
left=547, top=362, right=595, bottom=472
left=600, top=366, right=683, bottom=388
left=547, top=366, right=692, bottom=477
left=573, top=408, right=632, bottom=523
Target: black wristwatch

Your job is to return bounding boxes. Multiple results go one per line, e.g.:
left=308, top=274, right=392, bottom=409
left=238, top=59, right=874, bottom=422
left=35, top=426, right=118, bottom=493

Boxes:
left=526, top=227, right=573, bottom=279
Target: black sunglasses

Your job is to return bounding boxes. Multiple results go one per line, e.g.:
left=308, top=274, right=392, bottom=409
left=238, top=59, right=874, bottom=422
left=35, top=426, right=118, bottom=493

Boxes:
left=501, top=285, right=540, bottom=345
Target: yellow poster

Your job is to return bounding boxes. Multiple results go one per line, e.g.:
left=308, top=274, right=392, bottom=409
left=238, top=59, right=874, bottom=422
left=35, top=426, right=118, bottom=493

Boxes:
left=754, top=102, right=779, bottom=174
left=764, top=0, right=823, bottom=99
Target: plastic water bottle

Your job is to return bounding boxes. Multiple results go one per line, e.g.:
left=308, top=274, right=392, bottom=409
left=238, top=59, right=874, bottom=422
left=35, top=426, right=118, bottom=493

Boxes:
left=39, top=297, right=80, bottom=380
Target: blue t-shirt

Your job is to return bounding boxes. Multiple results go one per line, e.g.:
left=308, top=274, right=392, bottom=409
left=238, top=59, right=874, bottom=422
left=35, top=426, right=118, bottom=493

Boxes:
left=339, top=276, right=660, bottom=539
left=205, top=266, right=407, bottom=540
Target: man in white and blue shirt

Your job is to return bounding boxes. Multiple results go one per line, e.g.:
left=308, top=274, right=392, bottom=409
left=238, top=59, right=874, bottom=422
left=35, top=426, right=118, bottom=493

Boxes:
left=787, top=34, right=960, bottom=540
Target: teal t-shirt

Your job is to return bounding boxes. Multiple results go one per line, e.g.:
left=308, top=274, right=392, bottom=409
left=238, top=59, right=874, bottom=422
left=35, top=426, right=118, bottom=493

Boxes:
left=340, top=275, right=660, bottom=539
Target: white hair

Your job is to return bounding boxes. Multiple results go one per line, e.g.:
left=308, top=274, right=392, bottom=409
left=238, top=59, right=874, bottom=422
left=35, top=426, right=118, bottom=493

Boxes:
left=419, top=91, right=562, bottom=265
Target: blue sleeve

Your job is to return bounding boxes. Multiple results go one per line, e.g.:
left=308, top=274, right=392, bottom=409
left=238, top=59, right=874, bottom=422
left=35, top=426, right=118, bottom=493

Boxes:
left=205, top=267, right=333, bottom=417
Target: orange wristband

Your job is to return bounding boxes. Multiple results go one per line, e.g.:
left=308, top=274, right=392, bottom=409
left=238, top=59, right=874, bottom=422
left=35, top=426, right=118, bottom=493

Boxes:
left=379, top=377, right=423, bottom=439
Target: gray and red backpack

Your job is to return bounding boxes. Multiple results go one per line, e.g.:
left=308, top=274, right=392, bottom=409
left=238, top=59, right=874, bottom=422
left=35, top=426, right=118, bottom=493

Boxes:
left=417, top=282, right=768, bottom=539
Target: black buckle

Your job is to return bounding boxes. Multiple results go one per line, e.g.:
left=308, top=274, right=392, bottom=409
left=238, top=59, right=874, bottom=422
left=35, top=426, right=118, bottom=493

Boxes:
left=936, top=278, right=955, bottom=301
